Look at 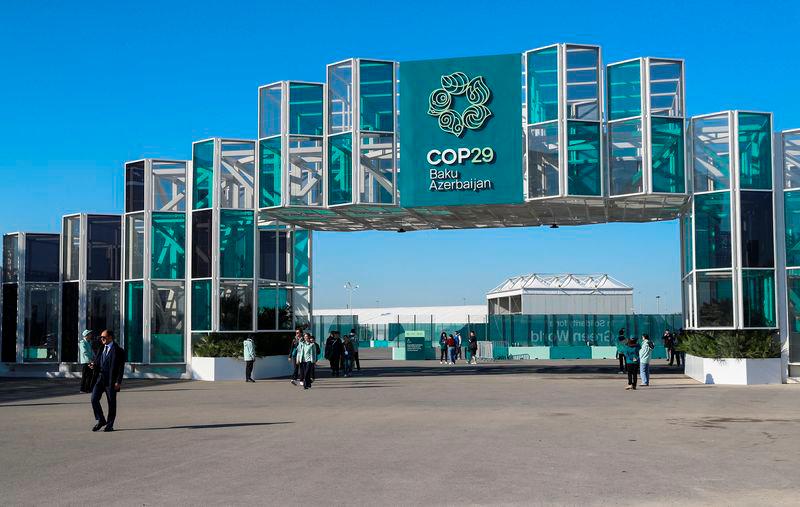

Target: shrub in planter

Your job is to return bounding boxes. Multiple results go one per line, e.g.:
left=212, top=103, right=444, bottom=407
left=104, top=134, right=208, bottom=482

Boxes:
left=192, top=331, right=296, bottom=358
left=678, top=330, right=780, bottom=359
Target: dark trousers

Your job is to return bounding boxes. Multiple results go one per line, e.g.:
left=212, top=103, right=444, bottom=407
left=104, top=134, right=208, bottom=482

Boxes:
left=330, top=357, right=340, bottom=376
left=353, top=351, right=360, bottom=370
left=245, top=360, right=254, bottom=380
left=91, top=377, right=117, bottom=426
left=301, top=362, right=315, bottom=387
left=440, top=347, right=447, bottom=361
left=668, top=347, right=675, bottom=365
left=618, top=353, right=625, bottom=372
left=626, top=362, right=638, bottom=388
left=80, top=364, right=94, bottom=392
left=292, top=361, right=300, bottom=380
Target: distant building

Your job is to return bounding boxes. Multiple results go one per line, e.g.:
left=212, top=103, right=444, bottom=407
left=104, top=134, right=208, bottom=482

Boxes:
left=486, top=274, right=633, bottom=315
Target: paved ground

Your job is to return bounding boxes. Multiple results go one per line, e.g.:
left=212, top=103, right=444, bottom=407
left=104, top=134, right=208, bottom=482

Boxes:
left=1, top=353, right=799, bottom=506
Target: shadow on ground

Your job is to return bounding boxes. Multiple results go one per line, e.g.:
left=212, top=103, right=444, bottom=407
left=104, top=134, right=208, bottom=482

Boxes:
left=0, top=378, right=190, bottom=405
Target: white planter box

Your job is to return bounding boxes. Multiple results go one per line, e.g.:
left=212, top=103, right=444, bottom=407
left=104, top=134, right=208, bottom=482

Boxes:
left=684, top=353, right=782, bottom=385
left=191, top=356, right=292, bottom=381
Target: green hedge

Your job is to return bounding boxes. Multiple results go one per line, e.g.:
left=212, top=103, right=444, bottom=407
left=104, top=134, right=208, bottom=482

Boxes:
left=192, top=332, right=295, bottom=358
left=678, top=330, right=781, bottom=359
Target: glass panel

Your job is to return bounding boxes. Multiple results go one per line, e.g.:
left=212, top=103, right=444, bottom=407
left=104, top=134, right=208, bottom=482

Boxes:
left=25, top=234, right=59, bottom=283
left=566, top=120, right=601, bottom=196
left=151, top=212, right=186, bottom=280
left=293, top=229, right=310, bottom=286
left=151, top=282, right=185, bottom=363
left=692, top=114, right=730, bottom=192
left=359, top=133, right=394, bottom=204
left=220, top=281, right=254, bottom=331
left=359, top=61, right=394, bottom=132
left=219, top=141, right=255, bottom=209
left=278, top=231, right=290, bottom=282
left=125, top=161, right=145, bottom=213
left=741, top=270, right=776, bottom=327
left=609, top=118, right=643, bottom=195
left=278, top=286, right=293, bottom=329
left=258, top=137, right=282, bottom=208
left=527, top=47, right=559, bottom=124
left=566, top=46, right=599, bottom=121
left=651, top=117, right=685, bottom=193
left=258, top=84, right=282, bottom=139
left=289, top=82, right=323, bottom=136
left=328, top=60, right=353, bottom=134
left=695, top=271, right=733, bottom=327
left=60, top=281, right=79, bottom=362
left=288, top=137, right=323, bottom=206
left=259, top=230, right=278, bottom=281
left=220, top=210, right=254, bottom=279
left=124, top=281, right=144, bottom=363
left=257, top=284, right=277, bottom=330
left=152, top=161, right=187, bottom=212
left=740, top=191, right=774, bottom=268
left=191, top=210, right=212, bottom=279
left=607, top=60, right=641, bottom=120
left=786, top=269, right=800, bottom=362
left=87, top=216, right=121, bottom=281
left=784, top=131, right=800, bottom=189
left=23, top=283, right=59, bottom=361
left=191, top=279, right=212, bottom=331
left=681, top=213, right=693, bottom=274
left=192, top=140, right=214, bottom=210
left=785, top=190, right=800, bottom=266
left=294, top=288, right=310, bottom=330
left=125, top=214, right=144, bottom=280
left=694, top=192, right=732, bottom=269
left=62, top=216, right=80, bottom=281
left=738, top=112, right=772, bottom=190
left=526, top=121, right=559, bottom=198
left=1, top=284, right=18, bottom=362
left=3, top=234, right=19, bottom=283
left=328, top=132, right=353, bottom=205
left=682, top=276, right=694, bottom=328
left=648, top=60, right=682, bottom=117
left=87, top=282, right=120, bottom=339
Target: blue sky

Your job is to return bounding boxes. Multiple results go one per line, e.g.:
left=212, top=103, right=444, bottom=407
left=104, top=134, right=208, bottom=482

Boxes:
left=1, top=0, right=797, bottom=312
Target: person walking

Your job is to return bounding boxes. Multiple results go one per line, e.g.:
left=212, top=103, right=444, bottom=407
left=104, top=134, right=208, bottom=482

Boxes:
left=639, top=334, right=655, bottom=386
left=289, top=332, right=302, bottom=385
left=674, top=329, right=685, bottom=367
left=468, top=330, right=478, bottom=365
left=243, top=336, right=256, bottom=383
left=616, top=329, right=627, bottom=374
left=454, top=331, right=463, bottom=362
left=297, top=333, right=318, bottom=389
left=342, top=335, right=355, bottom=377
left=88, top=330, right=126, bottom=432
left=663, top=330, right=675, bottom=365
left=325, top=332, right=343, bottom=377
left=621, top=336, right=641, bottom=390
left=350, top=328, right=361, bottom=371
left=78, top=330, right=95, bottom=393
left=439, top=331, right=448, bottom=364
left=446, top=334, right=456, bottom=365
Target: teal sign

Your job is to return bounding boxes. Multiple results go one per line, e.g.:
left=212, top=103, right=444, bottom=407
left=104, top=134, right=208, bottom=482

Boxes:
left=404, top=330, right=427, bottom=360
left=399, top=54, right=523, bottom=207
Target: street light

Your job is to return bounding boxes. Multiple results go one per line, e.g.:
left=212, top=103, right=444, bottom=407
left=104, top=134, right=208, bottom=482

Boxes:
left=344, top=281, right=359, bottom=317
left=656, top=295, right=661, bottom=314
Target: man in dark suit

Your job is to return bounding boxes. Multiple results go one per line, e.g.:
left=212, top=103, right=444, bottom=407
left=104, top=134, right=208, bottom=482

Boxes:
left=88, top=329, right=126, bottom=432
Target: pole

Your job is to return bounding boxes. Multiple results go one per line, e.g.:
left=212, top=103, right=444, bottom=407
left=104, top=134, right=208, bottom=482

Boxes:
left=656, top=295, right=661, bottom=314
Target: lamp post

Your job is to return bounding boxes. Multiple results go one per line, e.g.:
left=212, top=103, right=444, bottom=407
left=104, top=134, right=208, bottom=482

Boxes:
left=656, top=295, right=661, bottom=314
left=344, top=281, right=359, bottom=318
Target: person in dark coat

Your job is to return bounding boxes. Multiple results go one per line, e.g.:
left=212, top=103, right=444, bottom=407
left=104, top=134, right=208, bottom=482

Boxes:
left=325, top=332, right=343, bottom=377
left=88, top=330, right=126, bottom=432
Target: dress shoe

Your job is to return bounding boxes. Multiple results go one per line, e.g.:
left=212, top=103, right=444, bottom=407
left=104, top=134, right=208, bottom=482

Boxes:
left=103, top=426, right=115, bottom=432
left=92, top=420, right=107, bottom=432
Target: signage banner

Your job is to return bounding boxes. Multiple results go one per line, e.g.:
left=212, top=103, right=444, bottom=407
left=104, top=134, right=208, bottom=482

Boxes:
left=404, top=331, right=427, bottom=360
left=399, top=54, right=524, bottom=207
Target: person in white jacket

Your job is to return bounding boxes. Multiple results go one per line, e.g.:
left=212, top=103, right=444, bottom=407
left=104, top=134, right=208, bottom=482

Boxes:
left=639, top=334, right=655, bottom=386
left=243, top=336, right=256, bottom=383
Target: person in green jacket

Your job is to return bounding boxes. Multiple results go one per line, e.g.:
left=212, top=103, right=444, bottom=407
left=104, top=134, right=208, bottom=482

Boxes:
left=289, top=330, right=302, bottom=385
left=639, top=334, right=655, bottom=386
left=297, top=333, right=318, bottom=389
left=243, top=336, right=256, bottom=383
left=79, top=330, right=95, bottom=393
left=615, top=329, right=627, bottom=374
left=621, top=337, right=642, bottom=390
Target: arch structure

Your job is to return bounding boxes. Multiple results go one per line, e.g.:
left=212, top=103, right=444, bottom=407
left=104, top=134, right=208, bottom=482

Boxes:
left=1, top=43, right=799, bottom=381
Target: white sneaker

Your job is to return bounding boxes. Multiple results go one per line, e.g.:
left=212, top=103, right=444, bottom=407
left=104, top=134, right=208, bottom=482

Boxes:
left=440, top=361, right=443, bottom=364
left=290, top=380, right=296, bottom=385
left=298, top=381, right=304, bottom=385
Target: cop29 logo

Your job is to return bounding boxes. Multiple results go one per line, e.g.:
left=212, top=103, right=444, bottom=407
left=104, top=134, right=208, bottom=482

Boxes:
left=427, top=72, right=493, bottom=137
